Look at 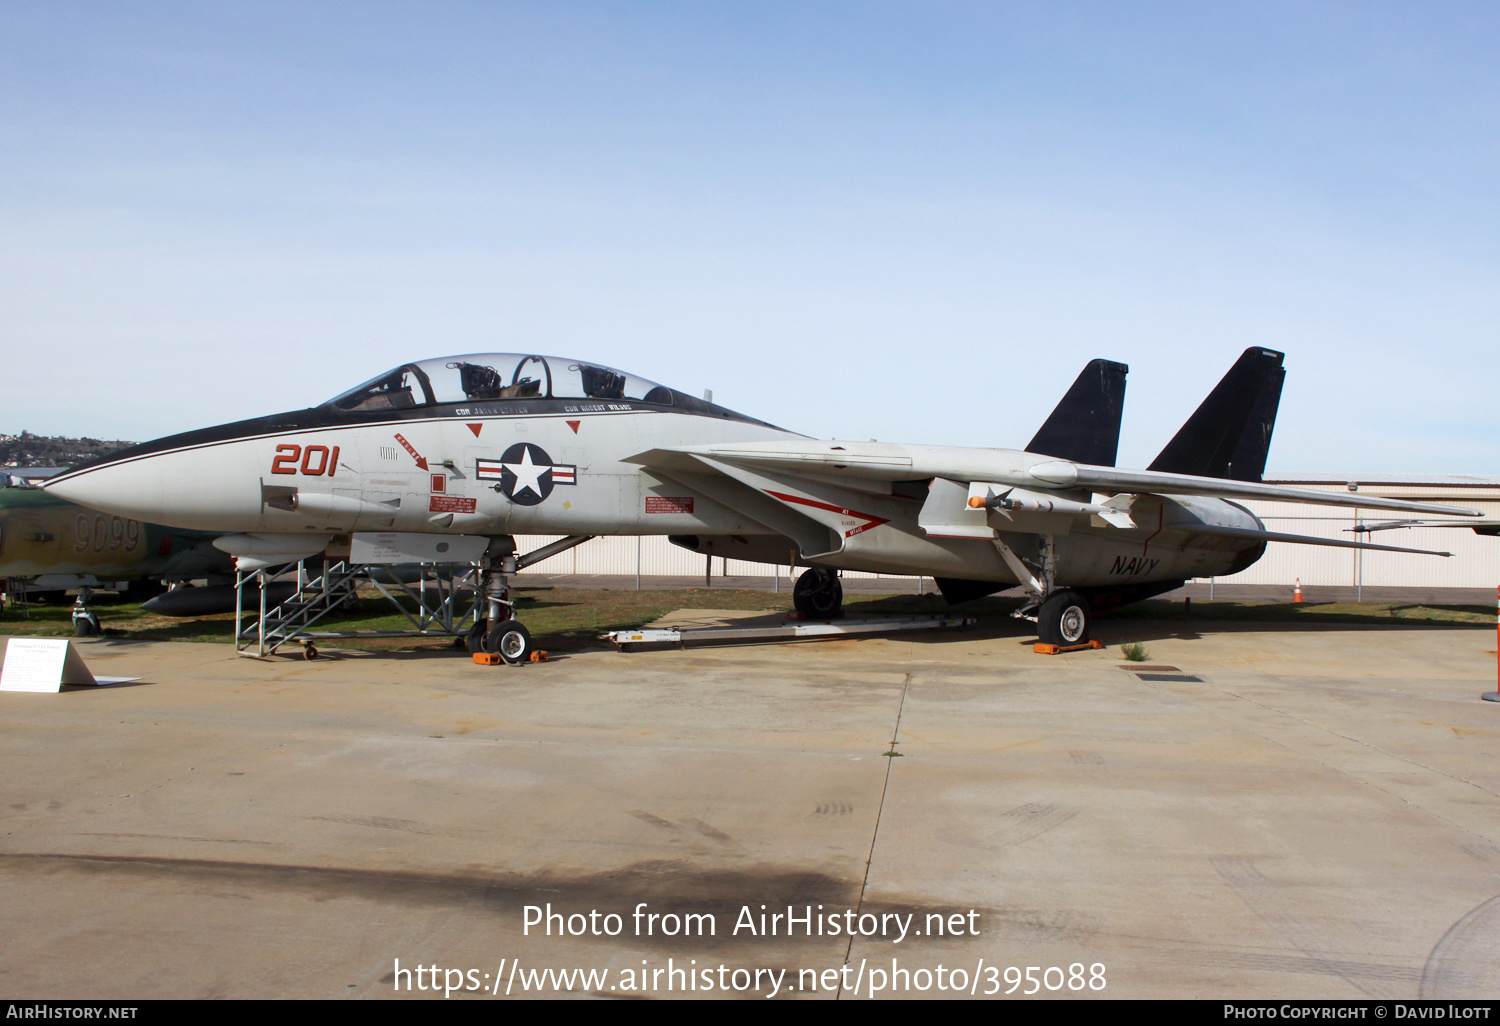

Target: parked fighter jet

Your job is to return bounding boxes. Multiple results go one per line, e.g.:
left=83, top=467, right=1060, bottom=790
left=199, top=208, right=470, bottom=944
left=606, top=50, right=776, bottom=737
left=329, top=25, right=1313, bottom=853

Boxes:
left=0, top=473, right=235, bottom=632
left=44, top=349, right=1478, bottom=658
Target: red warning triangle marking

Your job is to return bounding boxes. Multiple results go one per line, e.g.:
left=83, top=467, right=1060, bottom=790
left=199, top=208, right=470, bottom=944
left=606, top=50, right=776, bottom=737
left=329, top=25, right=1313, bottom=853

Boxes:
left=467, top=423, right=483, bottom=437
left=566, top=420, right=580, bottom=434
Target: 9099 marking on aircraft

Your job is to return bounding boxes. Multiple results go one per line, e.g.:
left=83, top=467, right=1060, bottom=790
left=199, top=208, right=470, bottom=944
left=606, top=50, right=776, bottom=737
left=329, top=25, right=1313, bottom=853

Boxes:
left=45, top=349, right=1479, bottom=660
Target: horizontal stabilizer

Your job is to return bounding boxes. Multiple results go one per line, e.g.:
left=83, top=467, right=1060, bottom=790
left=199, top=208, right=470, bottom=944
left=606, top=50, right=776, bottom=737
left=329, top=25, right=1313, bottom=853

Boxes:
left=1172, top=521, right=1451, bottom=557
left=1026, top=359, right=1128, bottom=467
left=1026, top=462, right=1483, bottom=518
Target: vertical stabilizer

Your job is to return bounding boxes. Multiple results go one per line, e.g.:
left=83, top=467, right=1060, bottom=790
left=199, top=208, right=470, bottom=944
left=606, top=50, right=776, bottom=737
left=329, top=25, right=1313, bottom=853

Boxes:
left=1025, top=359, right=1129, bottom=467
left=1148, top=348, right=1285, bottom=480
left=1225, top=364, right=1284, bottom=482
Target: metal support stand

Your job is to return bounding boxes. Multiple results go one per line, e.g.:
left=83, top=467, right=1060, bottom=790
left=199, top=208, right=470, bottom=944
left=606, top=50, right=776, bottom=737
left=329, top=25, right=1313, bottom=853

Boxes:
left=3, top=578, right=29, bottom=619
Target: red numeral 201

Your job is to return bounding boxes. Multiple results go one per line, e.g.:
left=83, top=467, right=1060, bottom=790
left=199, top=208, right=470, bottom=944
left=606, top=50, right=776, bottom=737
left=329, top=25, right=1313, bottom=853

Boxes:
left=271, top=444, right=340, bottom=476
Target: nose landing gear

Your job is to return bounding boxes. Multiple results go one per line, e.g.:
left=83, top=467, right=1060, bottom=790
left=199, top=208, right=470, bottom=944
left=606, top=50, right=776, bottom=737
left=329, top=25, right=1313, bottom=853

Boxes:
left=464, top=568, right=534, bottom=664
left=72, top=587, right=101, bottom=638
left=468, top=535, right=592, bottom=665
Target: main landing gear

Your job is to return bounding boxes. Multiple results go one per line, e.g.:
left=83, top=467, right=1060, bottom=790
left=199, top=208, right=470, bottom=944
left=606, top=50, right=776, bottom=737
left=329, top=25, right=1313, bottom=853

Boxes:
left=793, top=567, right=843, bottom=618
left=1037, top=589, right=1091, bottom=647
left=990, top=535, right=1093, bottom=647
left=465, top=535, right=592, bottom=664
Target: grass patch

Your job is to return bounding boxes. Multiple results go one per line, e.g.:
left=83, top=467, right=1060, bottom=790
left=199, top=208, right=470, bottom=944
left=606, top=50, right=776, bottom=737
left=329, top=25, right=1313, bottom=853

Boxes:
left=0, top=586, right=798, bottom=653
left=1, top=587, right=1488, bottom=654
left=1120, top=642, right=1150, bottom=662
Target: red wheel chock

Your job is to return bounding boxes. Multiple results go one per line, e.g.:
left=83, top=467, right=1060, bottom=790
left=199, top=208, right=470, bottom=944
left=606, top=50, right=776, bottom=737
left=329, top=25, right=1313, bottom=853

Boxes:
left=1034, top=640, right=1105, bottom=655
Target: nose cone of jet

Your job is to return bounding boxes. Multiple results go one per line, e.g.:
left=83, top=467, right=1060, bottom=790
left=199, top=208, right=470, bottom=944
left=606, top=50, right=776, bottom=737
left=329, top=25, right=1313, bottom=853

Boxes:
left=45, top=458, right=164, bottom=522
left=45, top=443, right=265, bottom=533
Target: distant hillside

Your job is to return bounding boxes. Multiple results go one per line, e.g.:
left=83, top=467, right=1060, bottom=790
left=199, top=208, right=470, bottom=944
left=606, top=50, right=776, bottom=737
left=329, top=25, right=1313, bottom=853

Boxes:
left=0, top=431, right=137, bottom=468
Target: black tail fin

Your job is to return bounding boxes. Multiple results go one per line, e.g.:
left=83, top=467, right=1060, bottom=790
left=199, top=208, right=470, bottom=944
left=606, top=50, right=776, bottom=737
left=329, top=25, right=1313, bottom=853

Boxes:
left=1148, top=348, right=1285, bottom=481
left=1025, top=358, right=1129, bottom=467
left=1224, top=362, right=1284, bottom=482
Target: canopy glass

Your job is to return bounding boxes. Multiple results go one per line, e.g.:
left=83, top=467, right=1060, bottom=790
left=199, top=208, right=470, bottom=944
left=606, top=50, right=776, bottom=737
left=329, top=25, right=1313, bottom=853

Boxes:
left=326, top=354, right=674, bottom=411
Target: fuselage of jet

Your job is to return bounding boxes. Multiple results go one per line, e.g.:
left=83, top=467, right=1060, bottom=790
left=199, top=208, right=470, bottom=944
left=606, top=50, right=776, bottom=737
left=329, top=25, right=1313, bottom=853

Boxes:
left=42, top=352, right=1287, bottom=591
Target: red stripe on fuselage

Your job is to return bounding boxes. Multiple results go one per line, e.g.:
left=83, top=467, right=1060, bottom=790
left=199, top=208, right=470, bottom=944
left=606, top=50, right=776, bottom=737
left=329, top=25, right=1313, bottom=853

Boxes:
left=763, top=490, right=889, bottom=538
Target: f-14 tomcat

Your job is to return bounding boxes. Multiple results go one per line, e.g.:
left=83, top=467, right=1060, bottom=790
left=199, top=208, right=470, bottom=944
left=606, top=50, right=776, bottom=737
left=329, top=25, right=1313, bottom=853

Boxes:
left=44, top=348, right=1477, bottom=660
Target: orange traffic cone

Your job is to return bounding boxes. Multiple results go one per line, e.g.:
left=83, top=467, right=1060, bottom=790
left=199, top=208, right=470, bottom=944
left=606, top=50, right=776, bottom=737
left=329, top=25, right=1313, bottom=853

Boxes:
left=1293, top=578, right=1303, bottom=603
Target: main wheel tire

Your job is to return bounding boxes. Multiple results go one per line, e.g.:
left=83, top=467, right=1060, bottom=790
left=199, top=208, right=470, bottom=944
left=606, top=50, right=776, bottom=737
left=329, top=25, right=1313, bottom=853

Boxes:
left=1038, top=590, right=1091, bottom=646
left=74, top=616, right=100, bottom=638
left=793, top=567, right=843, bottom=618
left=486, top=619, right=533, bottom=664
left=464, top=622, right=487, bottom=654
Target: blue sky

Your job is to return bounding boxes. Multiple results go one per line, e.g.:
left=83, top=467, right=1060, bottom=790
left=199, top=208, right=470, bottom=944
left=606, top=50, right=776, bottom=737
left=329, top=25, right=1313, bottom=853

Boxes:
left=3, top=1, right=1497, bottom=472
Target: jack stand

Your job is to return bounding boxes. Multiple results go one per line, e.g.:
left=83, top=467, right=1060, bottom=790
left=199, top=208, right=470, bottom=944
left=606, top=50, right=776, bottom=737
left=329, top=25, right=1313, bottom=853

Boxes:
left=71, top=586, right=100, bottom=637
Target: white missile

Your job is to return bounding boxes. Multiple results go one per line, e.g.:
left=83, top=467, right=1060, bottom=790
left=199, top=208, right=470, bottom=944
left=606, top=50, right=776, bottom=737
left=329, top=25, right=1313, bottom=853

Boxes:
left=967, top=483, right=1137, bottom=529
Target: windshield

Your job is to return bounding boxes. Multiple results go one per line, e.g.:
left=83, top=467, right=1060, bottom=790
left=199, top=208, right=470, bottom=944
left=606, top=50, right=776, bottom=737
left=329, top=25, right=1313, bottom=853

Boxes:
left=326, top=354, right=674, bottom=407
left=326, top=365, right=434, bottom=411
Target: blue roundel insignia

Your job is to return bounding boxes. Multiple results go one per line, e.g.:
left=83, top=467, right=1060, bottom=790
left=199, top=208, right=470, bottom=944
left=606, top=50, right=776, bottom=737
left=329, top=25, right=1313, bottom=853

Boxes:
left=485, top=443, right=577, bottom=506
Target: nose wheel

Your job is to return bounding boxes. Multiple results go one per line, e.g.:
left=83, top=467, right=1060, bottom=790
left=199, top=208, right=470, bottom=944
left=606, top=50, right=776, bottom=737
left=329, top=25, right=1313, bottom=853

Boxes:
left=487, top=620, right=534, bottom=664
left=466, top=617, right=536, bottom=663
left=469, top=564, right=536, bottom=664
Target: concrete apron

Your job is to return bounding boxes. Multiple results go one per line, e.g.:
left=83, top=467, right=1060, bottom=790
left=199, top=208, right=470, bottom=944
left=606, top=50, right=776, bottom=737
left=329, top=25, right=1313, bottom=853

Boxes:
left=0, top=618, right=1497, bottom=999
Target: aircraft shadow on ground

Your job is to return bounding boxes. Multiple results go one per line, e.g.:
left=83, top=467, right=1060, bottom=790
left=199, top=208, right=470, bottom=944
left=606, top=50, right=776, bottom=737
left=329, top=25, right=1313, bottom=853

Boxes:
left=61, top=679, right=155, bottom=692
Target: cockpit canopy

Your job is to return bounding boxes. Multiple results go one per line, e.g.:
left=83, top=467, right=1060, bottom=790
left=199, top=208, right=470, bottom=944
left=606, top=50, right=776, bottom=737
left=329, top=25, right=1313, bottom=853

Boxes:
left=325, top=354, right=675, bottom=412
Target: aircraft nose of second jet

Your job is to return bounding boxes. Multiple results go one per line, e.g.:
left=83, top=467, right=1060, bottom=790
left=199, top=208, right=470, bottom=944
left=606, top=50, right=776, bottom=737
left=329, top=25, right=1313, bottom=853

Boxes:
left=46, top=444, right=265, bottom=533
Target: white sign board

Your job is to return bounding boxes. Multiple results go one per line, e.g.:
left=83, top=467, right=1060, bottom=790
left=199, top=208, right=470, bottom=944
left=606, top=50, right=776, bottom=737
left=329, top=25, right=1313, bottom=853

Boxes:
left=350, top=532, right=488, bottom=565
left=0, top=639, right=140, bottom=692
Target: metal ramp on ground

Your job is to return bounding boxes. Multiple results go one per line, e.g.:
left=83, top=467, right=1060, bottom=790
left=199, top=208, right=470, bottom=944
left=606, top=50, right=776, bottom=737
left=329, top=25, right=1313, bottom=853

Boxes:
left=602, top=608, right=977, bottom=650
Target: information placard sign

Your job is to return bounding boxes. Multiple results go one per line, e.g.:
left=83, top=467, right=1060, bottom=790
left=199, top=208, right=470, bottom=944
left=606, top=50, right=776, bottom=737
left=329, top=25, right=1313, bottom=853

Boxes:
left=0, top=639, right=139, bottom=692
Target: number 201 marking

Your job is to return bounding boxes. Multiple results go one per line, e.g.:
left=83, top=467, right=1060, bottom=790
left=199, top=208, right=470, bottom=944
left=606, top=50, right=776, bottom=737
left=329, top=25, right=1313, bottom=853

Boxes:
left=271, top=444, right=340, bottom=476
